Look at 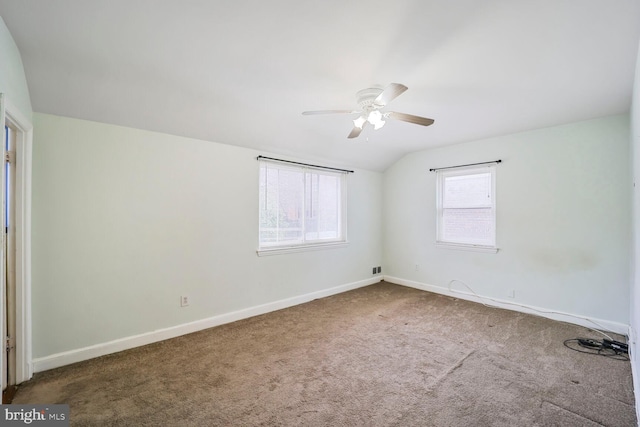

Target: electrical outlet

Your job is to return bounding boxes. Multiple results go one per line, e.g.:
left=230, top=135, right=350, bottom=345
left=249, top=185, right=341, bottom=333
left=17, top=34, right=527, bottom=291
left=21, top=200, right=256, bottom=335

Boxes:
left=377, top=266, right=381, bottom=274
left=180, top=295, right=190, bottom=307
left=415, top=264, right=419, bottom=271
left=508, top=290, right=515, bottom=299
left=372, top=267, right=377, bottom=275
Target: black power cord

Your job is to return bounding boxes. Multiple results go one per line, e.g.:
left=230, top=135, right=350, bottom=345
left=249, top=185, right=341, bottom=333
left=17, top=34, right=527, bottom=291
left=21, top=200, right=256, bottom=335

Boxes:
left=563, top=337, right=629, bottom=361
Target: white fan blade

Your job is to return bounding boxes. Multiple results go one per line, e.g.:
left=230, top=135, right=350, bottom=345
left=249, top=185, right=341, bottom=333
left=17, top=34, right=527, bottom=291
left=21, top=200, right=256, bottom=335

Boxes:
left=347, top=125, right=364, bottom=139
left=373, top=83, right=408, bottom=107
left=386, top=111, right=434, bottom=126
left=302, top=110, right=359, bottom=115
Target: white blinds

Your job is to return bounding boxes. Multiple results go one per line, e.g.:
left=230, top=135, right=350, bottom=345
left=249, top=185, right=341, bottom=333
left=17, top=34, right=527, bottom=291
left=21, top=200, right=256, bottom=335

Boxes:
left=443, top=172, right=492, bottom=208
left=438, top=167, right=495, bottom=247
left=259, top=159, right=346, bottom=248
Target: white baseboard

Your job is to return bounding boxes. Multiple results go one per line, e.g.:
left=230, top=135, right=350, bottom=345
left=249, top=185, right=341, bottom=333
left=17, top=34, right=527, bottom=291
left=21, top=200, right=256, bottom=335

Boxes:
left=32, top=277, right=382, bottom=373
left=384, top=276, right=629, bottom=335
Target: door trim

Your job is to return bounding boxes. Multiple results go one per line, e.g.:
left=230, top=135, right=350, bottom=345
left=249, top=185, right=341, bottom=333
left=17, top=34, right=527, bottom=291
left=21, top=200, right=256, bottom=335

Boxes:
left=1, top=94, right=33, bottom=385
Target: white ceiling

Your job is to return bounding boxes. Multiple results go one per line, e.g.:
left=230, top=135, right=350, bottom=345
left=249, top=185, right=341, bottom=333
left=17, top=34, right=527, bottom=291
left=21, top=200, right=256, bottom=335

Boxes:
left=1, top=1, right=639, bottom=171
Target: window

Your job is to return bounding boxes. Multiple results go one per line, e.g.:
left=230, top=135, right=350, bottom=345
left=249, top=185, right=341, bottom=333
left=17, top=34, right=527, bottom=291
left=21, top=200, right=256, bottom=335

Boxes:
left=436, top=165, right=496, bottom=252
left=258, top=159, right=347, bottom=254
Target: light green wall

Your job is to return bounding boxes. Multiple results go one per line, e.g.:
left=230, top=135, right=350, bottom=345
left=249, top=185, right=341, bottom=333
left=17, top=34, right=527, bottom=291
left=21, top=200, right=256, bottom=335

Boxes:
left=31, top=113, right=383, bottom=358
left=383, top=115, right=631, bottom=324
left=0, top=17, right=31, bottom=118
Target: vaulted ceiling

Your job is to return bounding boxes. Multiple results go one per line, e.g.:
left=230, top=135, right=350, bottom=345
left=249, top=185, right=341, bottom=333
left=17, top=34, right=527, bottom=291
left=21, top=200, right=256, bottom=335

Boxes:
left=1, top=1, right=639, bottom=171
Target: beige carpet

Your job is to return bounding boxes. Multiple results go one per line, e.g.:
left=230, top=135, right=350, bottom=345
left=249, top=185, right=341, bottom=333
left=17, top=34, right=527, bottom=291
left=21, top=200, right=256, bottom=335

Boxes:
left=14, top=282, right=637, bottom=426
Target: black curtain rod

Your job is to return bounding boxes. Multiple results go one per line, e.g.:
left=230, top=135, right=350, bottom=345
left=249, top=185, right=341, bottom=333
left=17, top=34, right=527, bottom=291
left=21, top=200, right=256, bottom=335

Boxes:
left=429, top=159, right=501, bottom=172
left=257, top=156, right=354, bottom=173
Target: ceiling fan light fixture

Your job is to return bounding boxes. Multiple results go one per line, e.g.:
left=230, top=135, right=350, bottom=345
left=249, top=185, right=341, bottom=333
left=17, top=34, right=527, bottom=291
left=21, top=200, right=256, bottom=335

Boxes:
left=353, top=116, right=367, bottom=129
left=367, top=110, right=385, bottom=130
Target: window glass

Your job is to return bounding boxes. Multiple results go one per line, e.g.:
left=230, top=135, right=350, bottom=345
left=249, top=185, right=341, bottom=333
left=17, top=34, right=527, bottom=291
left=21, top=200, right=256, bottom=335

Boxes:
left=259, top=160, right=347, bottom=252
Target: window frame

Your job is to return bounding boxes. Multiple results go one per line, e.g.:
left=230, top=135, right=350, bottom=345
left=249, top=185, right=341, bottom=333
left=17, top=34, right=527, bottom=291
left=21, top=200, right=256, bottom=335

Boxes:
left=257, top=159, right=348, bottom=256
left=435, top=165, right=498, bottom=253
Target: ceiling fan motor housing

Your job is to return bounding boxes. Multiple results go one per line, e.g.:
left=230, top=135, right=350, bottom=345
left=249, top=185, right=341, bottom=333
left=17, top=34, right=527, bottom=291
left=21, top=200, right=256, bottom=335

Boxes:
left=356, top=87, right=384, bottom=111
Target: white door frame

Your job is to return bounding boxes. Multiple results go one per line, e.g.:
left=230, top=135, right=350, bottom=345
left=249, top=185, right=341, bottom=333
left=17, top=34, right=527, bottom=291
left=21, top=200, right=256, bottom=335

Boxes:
left=1, top=94, right=33, bottom=387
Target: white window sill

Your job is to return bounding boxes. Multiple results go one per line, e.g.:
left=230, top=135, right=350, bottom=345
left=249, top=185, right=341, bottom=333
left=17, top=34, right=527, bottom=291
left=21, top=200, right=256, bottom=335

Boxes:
left=436, top=242, right=498, bottom=254
left=257, top=241, right=349, bottom=257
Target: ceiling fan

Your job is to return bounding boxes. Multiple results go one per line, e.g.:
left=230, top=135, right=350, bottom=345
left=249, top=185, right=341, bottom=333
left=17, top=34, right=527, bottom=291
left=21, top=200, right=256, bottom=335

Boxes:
left=302, top=83, right=434, bottom=139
